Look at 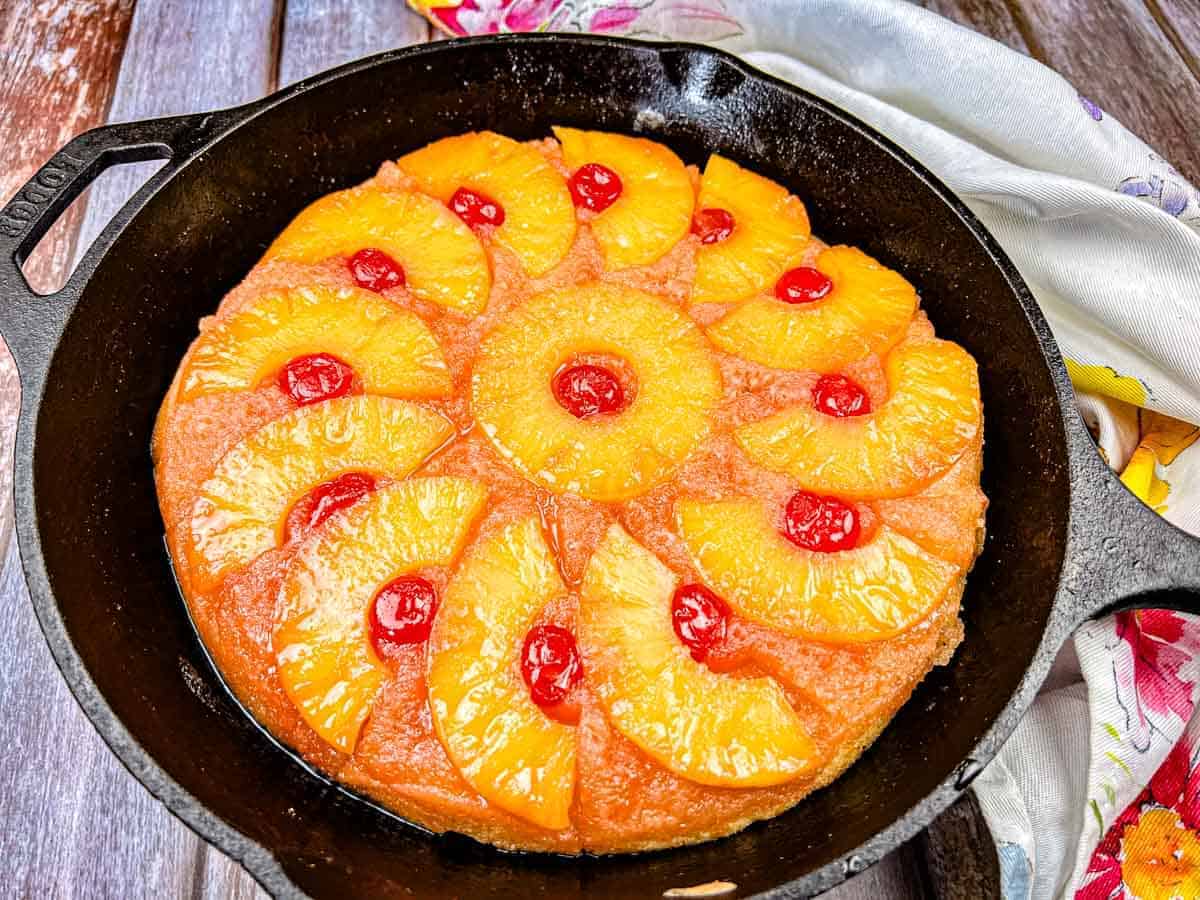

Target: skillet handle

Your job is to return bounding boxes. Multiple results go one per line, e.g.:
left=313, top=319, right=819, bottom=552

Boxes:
left=0, top=113, right=216, bottom=366
left=1058, top=418, right=1200, bottom=628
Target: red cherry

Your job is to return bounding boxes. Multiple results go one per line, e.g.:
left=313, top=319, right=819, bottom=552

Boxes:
left=278, top=353, right=355, bottom=405
left=370, top=576, right=439, bottom=654
left=520, top=625, right=583, bottom=707
left=552, top=364, right=626, bottom=418
left=568, top=163, right=623, bottom=212
left=449, top=187, right=506, bottom=228
left=783, top=491, right=861, bottom=553
left=812, top=374, right=872, bottom=418
left=775, top=266, right=832, bottom=303
left=348, top=247, right=405, bottom=292
left=307, top=472, right=376, bottom=529
left=284, top=471, right=376, bottom=543
left=691, top=207, right=735, bottom=245
left=671, top=583, right=731, bottom=662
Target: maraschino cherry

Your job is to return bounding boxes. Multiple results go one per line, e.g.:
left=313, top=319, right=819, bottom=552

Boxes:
left=671, top=583, right=730, bottom=662
left=450, top=187, right=505, bottom=228
left=370, top=576, right=439, bottom=654
left=278, top=353, right=355, bottom=405
left=552, top=364, right=626, bottom=418
left=775, top=266, right=832, bottom=303
left=812, top=374, right=872, bottom=418
left=691, top=207, right=735, bottom=244
left=568, top=163, right=622, bottom=212
left=783, top=490, right=860, bottom=553
left=348, top=247, right=405, bottom=292
left=284, top=472, right=376, bottom=543
left=520, top=625, right=583, bottom=707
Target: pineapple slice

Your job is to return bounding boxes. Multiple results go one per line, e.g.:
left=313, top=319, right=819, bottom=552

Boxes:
left=263, top=185, right=490, bottom=315
left=187, top=397, right=452, bottom=590
left=677, top=500, right=960, bottom=642
left=553, top=127, right=694, bottom=270
left=275, top=477, right=487, bottom=753
left=579, top=525, right=816, bottom=787
left=398, top=131, right=577, bottom=277
left=471, top=281, right=721, bottom=501
left=178, top=284, right=451, bottom=403
left=691, top=154, right=811, bottom=305
left=708, top=246, right=918, bottom=370
left=736, top=339, right=981, bottom=499
left=428, top=517, right=575, bottom=830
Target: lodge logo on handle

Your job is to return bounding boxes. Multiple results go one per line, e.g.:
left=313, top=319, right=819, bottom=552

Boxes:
left=0, top=152, right=86, bottom=239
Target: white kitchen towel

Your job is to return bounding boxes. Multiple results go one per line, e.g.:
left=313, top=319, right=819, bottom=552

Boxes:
left=426, top=1, right=1200, bottom=896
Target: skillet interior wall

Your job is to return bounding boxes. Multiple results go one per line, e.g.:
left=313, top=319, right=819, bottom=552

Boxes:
left=29, top=39, right=1070, bottom=898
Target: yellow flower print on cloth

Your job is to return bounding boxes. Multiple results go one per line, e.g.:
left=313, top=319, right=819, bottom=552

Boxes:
left=1066, top=358, right=1149, bottom=407
left=1066, top=357, right=1200, bottom=514
left=1120, top=808, right=1200, bottom=900
left=1120, top=411, right=1200, bottom=513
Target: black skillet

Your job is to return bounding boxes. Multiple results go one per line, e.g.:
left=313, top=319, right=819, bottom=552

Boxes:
left=2, top=34, right=1199, bottom=900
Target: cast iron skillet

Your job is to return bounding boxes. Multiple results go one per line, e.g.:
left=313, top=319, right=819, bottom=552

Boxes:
left=1, top=34, right=1198, bottom=900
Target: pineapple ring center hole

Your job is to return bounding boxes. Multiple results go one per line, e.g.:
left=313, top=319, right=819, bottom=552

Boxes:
left=551, top=353, right=637, bottom=419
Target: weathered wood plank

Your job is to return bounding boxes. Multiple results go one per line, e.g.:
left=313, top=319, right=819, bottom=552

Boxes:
left=278, top=0, right=430, bottom=87
left=1006, top=0, right=1200, bottom=183
left=918, top=0, right=1030, bottom=53
left=1148, top=0, right=1200, bottom=84
left=0, top=0, right=136, bottom=291
left=0, top=538, right=201, bottom=898
left=921, top=794, right=1002, bottom=900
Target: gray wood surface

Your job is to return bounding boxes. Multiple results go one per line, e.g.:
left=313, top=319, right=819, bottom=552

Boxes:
left=10, top=0, right=1197, bottom=895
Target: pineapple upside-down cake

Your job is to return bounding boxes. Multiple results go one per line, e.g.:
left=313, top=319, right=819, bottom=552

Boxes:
left=154, top=129, right=986, bottom=853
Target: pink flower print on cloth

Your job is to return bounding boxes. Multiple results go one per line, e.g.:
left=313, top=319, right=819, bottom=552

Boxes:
left=408, top=0, right=744, bottom=41
left=1111, top=611, right=1200, bottom=753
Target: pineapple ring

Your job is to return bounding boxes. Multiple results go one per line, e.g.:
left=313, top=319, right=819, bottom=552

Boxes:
left=677, top=500, right=961, bottom=642
left=554, top=127, right=695, bottom=270
left=471, top=281, right=722, bottom=502
left=736, top=338, right=982, bottom=499
left=580, top=525, right=818, bottom=786
left=708, top=246, right=918, bottom=371
left=187, top=397, right=453, bottom=591
left=275, top=477, right=488, bottom=753
left=691, top=154, right=812, bottom=305
left=177, top=284, right=452, bottom=403
left=398, top=131, right=577, bottom=277
left=263, top=185, right=491, bottom=316
left=428, top=517, right=576, bottom=830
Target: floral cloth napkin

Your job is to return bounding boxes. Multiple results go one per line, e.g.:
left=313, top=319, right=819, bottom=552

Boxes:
left=408, top=2, right=1200, bottom=897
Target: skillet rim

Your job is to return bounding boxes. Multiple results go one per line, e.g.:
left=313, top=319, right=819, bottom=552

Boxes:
left=8, top=33, right=1080, bottom=899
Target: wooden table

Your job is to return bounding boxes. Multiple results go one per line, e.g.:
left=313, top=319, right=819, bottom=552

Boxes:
left=1, top=1, right=1197, bottom=897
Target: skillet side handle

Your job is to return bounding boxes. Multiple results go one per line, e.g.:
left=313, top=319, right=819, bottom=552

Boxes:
left=0, top=114, right=214, bottom=366
left=1059, top=425, right=1200, bottom=626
